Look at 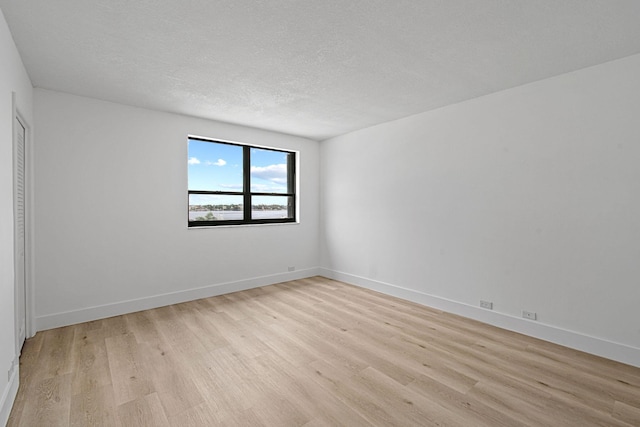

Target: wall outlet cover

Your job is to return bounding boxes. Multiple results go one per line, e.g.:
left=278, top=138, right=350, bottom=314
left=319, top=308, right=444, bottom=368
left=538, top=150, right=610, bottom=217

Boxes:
left=480, top=300, right=493, bottom=309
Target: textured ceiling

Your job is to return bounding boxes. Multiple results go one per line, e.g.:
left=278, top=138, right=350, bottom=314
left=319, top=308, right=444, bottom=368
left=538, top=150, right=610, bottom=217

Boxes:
left=2, top=1, right=640, bottom=140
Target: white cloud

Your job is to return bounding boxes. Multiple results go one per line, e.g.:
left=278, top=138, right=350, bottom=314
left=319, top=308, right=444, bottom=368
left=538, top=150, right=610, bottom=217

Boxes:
left=188, top=157, right=200, bottom=165
left=206, top=159, right=227, bottom=166
left=219, top=184, right=243, bottom=190
left=250, top=184, right=277, bottom=192
left=251, top=184, right=268, bottom=191
left=250, top=164, right=287, bottom=185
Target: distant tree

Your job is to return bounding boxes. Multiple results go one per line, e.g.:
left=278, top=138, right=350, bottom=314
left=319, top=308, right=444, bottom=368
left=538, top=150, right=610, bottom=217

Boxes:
left=195, top=212, right=217, bottom=221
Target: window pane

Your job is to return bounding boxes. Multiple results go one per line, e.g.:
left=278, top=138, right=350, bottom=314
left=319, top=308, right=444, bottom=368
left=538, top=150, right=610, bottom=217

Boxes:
left=189, top=194, right=244, bottom=221
left=250, top=148, right=290, bottom=194
left=251, top=195, right=292, bottom=220
left=188, top=139, right=243, bottom=191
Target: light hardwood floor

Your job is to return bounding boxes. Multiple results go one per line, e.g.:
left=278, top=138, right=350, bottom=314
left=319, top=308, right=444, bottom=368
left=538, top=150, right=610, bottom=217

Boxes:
left=7, top=276, right=640, bottom=426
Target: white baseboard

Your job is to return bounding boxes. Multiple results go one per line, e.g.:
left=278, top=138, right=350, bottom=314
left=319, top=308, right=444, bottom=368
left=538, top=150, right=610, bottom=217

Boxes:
left=36, top=268, right=321, bottom=331
left=0, top=366, right=19, bottom=427
left=319, top=268, right=640, bottom=369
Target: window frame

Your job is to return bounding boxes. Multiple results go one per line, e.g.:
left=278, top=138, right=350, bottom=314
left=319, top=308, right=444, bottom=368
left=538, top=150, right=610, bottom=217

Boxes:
left=187, top=136, right=297, bottom=227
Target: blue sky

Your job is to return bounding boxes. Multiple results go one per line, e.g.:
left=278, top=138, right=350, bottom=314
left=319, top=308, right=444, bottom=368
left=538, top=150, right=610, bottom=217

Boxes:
left=188, top=139, right=290, bottom=206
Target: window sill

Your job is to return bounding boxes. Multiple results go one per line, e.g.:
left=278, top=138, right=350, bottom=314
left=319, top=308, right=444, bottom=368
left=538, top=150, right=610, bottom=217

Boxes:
left=187, top=221, right=300, bottom=230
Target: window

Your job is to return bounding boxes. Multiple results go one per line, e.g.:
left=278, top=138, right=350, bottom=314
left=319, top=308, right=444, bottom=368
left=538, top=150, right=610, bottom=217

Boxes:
left=188, top=137, right=296, bottom=226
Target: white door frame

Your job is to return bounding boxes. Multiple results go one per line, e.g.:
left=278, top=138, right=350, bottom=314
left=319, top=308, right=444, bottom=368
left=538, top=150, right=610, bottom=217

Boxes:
left=12, top=93, right=35, bottom=347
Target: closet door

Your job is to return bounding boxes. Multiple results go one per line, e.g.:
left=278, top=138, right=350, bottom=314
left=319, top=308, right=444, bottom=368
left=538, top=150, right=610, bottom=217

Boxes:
left=14, top=116, right=26, bottom=352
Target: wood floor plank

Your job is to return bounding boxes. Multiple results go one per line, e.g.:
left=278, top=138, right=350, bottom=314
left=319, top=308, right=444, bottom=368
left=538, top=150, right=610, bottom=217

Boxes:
left=116, top=393, right=170, bottom=427
left=104, top=332, right=154, bottom=406
left=613, top=400, right=640, bottom=426
left=175, top=303, right=230, bottom=352
left=186, top=346, right=259, bottom=413
left=248, top=349, right=371, bottom=426
left=69, top=383, right=118, bottom=427
left=167, top=401, right=224, bottom=426
left=16, top=373, right=73, bottom=427
left=70, top=328, right=112, bottom=396
left=354, top=366, right=481, bottom=426
left=136, top=341, right=204, bottom=417
left=38, top=326, right=76, bottom=380
left=527, top=344, right=640, bottom=387
left=124, top=310, right=164, bottom=346
left=8, top=276, right=640, bottom=426
left=407, top=372, right=528, bottom=427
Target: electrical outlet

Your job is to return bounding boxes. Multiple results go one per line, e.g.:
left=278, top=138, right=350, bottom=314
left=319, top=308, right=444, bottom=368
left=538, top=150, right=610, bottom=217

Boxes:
left=480, top=300, right=493, bottom=310
left=288, top=266, right=295, bottom=272
left=522, top=310, right=537, bottom=320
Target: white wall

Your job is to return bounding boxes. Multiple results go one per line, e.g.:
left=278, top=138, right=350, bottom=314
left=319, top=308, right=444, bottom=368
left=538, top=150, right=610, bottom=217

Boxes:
left=0, top=8, right=33, bottom=426
left=321, top=53, right=640, bottom=367
left=34, top=89, right=320, bottom=329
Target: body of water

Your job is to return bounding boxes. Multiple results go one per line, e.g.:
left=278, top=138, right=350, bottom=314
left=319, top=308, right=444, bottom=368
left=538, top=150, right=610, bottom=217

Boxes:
left=189, top=210, right=288, bottom=221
